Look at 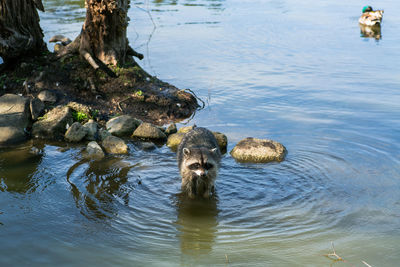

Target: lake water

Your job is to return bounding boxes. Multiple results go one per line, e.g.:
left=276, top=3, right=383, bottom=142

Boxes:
left=1, top=0, right=400, bottom=266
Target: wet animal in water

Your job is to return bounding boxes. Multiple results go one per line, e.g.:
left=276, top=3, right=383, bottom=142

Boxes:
left=177, top=127, right=221, bottom=199
left=359, top=6, right=384, bottom=26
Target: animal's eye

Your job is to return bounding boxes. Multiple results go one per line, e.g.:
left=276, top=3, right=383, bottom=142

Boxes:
left=189, top=163, right=200, bottom=170
left=204, top=163, right=214, bottom=170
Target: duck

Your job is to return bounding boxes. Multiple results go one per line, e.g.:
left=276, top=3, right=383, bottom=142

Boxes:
left=359, top=6, right=384, bottom=26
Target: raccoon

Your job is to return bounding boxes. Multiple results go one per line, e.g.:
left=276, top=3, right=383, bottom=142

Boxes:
left=177, top=127, right=221, bottom=198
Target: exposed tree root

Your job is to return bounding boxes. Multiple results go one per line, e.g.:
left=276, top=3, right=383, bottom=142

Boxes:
left=51, top=33, right=143, bottom=78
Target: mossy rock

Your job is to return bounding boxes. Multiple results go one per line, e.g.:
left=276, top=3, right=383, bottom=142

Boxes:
left=230, top=137, right=286, bottom=163
left=212, top=132, right=228, bottom=153
left=177, top=125, right=195, bottom=134
left=166, top=132, right=185, bottom=152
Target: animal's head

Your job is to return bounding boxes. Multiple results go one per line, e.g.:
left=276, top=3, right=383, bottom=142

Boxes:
left=362, top=6, right=373, bottom=13
left=182, top=147, right=219, bottom=180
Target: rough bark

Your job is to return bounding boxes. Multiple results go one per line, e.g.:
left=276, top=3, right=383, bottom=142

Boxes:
left=56, top=0, right=143, bottom=74
left=0, top=0, right=46, bottom=63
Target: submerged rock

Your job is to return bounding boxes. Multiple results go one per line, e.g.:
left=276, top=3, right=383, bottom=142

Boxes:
left=102, top=136, right=129, bottom=154
left=85, top=141, right=105, bottom=159
left=106, top=115, right=141, bottom=137
left=0, top=94, right=31, bottom=147
left=64, top=122, right=88, bottom=142
left=230, top=137, right=286, bottom=163
left=132, top=122, right=167, bottom=141
left=31, top=106, right=73, bottom=140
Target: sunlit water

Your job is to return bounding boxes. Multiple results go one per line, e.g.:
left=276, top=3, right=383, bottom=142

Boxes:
left=1, top=0, right=400, bottom=266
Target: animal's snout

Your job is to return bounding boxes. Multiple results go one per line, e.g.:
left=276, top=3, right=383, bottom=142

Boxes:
left=194, top=169, right=207, bottom=178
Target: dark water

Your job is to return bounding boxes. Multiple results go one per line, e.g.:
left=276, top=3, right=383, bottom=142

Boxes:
left=1, top=0, right=400, bottom=266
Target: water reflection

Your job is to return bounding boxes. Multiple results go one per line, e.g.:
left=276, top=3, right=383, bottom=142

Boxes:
left=0, top=141, right=43, bottom=193
left=66, top=158, right=137, bottom=220
left=175, top=194, right=218, bottom=261
left=359, top=24, right=382, bottom=40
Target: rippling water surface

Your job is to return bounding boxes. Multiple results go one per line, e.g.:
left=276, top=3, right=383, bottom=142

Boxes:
left=1, top=0, right=400, bottom=266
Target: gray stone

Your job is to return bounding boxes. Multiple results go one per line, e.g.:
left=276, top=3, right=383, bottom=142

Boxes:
left=165, top=123, right=177, bottom=135
left=98, top=128, right=112, bottom=141
left=102, top=136, right=129, bottom=154
left=230, top=137, right=286, bottom=163
left=30, top=98, right=45, bottom=120
left=0, top=94, right=31, bottom=147
left=83, top=120, right=98, bottom=141
left=85, top=141, right=105, bottom=159
left=132, top=122, right=167, bottom=141
left=106, top=115, right=141, bottom=137
left=136, top=141, right=157, bottom=151
left=31, top=106, right=73, bottom=140
left=37, top=90, right=57, bottom=104
left=65, top=122, right=88, bottom=142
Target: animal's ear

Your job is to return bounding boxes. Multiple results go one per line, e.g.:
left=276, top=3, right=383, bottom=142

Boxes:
left=183, top=148, right=191, bottom=157
left=210, top=147, right=218, bottom=153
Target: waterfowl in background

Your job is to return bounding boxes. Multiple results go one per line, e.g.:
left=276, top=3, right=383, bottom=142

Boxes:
left=359, top=6, right=384, bottom=26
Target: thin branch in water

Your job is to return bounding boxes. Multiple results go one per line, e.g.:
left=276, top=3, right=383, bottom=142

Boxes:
left=324, top=242, right=372, bottom=267
left=133, top=0, right=158, bottom=76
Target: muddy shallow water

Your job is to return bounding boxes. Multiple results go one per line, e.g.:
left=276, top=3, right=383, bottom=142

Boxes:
left=1, top=0, right=400, bottom=266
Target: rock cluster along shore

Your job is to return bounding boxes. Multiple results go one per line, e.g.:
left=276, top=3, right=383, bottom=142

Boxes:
left=0, top=93, right=286, bottom=163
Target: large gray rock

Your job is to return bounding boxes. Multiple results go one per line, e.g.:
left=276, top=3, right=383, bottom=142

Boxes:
left=30, top=98, right=45, bottom=121
left=64, top=122, right=88, bottom=142
left=102, top=136, right=129, bottom=154
left=84, top=141, right=105, bottom=159
left=132, top=122, right=167, bottom=141
left=0, top=94, right=31, bottom=147
left=106, top=115, right=141, bottom=137
left=31, top=106, right=73, bottom=140
left=230, top=137, right=286, bottom=163
left=83, top=120, right=98, bottom=141
left=37, top=90, right=57, bottom=104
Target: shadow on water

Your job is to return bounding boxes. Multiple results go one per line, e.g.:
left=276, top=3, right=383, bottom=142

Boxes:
left=174, top=193, right=219, bottom=262
left=66, top=157, right=138, bottom=220
left=0, top=141, right=44, bottom=193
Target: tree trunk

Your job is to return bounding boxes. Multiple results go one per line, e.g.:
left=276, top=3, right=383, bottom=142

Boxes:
left=57, top=0, right=143, bottom=75
left=0, top=0, right=46, bottom=64
left=81, top=0, right=130, bottom=66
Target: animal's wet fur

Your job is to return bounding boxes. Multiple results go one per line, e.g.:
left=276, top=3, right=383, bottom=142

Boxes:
left=177, top=127, right=221, bottom=198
